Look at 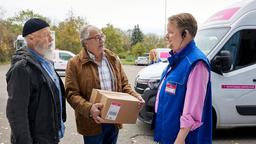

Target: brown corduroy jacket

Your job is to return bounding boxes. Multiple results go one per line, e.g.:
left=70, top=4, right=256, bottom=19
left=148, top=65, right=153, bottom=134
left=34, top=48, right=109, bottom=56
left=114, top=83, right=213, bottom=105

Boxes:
left=65, top=48, right=140, bottom=136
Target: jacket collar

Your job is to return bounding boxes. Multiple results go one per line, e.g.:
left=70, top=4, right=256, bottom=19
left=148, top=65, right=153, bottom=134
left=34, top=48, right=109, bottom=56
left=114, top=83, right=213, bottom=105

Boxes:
left=12, top=47, right=43, bottom=70
left=78, top=48, right=116, bottom=65
left=167, top=40, right=195, bottom=67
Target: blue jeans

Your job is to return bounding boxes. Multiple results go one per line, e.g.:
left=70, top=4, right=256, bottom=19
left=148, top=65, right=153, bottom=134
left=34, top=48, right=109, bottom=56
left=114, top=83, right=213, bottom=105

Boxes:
left=83, top=124, right=119, bottom=144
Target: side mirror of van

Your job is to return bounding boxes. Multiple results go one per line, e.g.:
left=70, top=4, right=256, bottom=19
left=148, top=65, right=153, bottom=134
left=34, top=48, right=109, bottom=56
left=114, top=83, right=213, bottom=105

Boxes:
left=211, top=50, right=232, bottom=74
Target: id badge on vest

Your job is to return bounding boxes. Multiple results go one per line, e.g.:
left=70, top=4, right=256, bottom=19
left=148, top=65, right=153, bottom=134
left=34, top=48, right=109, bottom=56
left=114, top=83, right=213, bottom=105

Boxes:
left=165, top=81, right=177, bottom=95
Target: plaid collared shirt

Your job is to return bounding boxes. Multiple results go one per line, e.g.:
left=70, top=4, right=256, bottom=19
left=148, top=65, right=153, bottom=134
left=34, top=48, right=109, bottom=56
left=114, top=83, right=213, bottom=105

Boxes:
left=87, top=50, right=114, bottom=91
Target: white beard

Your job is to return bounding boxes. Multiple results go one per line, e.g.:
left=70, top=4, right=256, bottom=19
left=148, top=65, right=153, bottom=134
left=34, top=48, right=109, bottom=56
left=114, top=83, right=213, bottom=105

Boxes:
left=34, top=42, right=53, bottom=60
left=44, top=49, right=54, bottom=61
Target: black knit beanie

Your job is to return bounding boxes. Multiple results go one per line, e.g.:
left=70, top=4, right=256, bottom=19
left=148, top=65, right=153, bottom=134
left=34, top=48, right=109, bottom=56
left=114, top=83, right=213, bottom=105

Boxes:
left=22, top=18, right=49, bottom=37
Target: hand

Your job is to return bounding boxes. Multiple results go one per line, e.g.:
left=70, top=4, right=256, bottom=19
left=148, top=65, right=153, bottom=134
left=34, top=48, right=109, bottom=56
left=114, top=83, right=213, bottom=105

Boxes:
left=136, top=95, right=145, bottom=110
left=90, top=103, right=104, bottom=124
left=174, top=138, right=185, bottom=144
left=174, top=127, right=190, bottom=144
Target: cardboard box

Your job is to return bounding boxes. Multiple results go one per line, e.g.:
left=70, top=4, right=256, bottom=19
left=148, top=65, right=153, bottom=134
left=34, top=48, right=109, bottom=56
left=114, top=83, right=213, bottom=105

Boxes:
left=90, top=89, right=140, bottom=124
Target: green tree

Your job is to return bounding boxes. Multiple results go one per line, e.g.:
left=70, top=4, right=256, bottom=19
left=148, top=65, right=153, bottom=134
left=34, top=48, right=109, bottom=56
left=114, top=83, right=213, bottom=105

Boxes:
left=0, top=21, right=16, bottom=62
left=130, top=24, right=143, bottom=46
left=53, top=11, right=87, bottom=54
left=131, top=42, right=146, bottom=57
left=142, top=33, right=166, bottom=51
left=8, top=9, right=50, bottom=26
left=120, top=29, right=132, bottom=51
left=101, top=24, right=124, bottom=54
left=6, top=9, right=49, bottom=36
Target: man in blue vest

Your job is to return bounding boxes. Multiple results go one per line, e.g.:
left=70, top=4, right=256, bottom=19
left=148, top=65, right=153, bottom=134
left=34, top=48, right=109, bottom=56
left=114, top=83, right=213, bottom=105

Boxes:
left=154, top=13, right=212, bottom=144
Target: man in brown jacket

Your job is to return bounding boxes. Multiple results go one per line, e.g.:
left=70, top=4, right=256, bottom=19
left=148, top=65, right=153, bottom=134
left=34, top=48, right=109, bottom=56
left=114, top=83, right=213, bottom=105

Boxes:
left=65, top=25, right=144, bottom=144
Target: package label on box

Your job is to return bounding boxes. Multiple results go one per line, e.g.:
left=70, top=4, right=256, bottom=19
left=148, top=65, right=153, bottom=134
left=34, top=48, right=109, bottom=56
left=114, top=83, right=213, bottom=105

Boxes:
left=105, top=102, right=121, bottom=120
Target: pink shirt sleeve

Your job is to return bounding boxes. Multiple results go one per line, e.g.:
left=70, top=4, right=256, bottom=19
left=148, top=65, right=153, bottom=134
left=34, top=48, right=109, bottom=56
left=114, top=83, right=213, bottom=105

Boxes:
left=180, top=61, right=209, bottom=131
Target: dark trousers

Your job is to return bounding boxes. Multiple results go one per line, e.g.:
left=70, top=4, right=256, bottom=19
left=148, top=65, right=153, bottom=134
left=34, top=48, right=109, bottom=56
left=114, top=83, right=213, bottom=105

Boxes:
left=151, top=112, right=156, bottom=130
left=83, top=124, right=119, bottom=144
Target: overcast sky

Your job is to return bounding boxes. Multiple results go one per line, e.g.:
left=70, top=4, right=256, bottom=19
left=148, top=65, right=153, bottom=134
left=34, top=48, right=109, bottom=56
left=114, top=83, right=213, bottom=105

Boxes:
left=1, top=0, right=241, bottom=35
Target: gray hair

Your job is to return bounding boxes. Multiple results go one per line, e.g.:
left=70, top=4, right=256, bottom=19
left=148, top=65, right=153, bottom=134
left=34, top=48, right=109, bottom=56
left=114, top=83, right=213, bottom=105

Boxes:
left=80, top=25, right=94, bottom=46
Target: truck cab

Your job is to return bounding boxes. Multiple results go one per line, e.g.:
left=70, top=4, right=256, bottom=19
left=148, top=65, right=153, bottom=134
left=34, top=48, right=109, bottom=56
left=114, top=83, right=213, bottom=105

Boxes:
left=14, top=35, right=26, bottom=50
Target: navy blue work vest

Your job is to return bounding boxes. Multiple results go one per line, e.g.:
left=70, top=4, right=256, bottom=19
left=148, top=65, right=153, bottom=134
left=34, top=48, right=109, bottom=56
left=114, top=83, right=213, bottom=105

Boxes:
left=154, top=40, right=212, bottom=144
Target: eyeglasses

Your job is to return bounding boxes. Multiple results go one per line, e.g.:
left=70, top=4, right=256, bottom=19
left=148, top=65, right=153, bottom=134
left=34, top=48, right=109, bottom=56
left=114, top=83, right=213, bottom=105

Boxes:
left=86, top=34, right=105, bottom=41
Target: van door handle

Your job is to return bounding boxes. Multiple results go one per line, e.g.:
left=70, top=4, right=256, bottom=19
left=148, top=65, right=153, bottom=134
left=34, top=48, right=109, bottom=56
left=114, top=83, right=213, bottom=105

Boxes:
left=253, top=79, right=256, bottom=82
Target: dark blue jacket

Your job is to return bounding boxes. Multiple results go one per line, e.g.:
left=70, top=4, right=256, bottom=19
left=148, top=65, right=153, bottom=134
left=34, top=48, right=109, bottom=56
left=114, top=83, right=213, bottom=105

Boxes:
left=154, top=40, right=212, bottom=144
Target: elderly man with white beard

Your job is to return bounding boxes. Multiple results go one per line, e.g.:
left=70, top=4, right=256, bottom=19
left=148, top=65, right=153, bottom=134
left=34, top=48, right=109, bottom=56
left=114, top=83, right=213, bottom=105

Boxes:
left=6, top=18, right=66, bottom=144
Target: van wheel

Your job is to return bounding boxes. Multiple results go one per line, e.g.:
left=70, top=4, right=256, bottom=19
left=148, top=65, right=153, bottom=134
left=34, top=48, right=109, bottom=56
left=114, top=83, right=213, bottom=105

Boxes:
left=212, top=107, right=217, bottom=135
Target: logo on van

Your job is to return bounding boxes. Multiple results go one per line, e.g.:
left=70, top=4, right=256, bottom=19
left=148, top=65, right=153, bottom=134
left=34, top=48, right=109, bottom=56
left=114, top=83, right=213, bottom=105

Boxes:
left=206, top=7, right=240, bottom=22
left=221, top=84, right=255, bottom=89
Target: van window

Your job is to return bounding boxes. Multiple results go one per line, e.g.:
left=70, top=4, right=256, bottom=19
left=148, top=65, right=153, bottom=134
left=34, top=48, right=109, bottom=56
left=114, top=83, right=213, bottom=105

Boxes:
left=195, top=27, right=229, bottom=55
left=216, top=29, right=256, bottom=71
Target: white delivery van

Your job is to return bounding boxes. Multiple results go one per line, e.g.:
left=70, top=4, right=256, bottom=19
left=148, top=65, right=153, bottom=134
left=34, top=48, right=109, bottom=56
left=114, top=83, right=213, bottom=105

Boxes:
left=135, top=0, right=256, bottom=129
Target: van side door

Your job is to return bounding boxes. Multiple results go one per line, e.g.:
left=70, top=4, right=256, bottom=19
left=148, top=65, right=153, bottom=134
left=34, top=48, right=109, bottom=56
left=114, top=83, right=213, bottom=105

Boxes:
left=211, top=28, right=256, bottom=126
